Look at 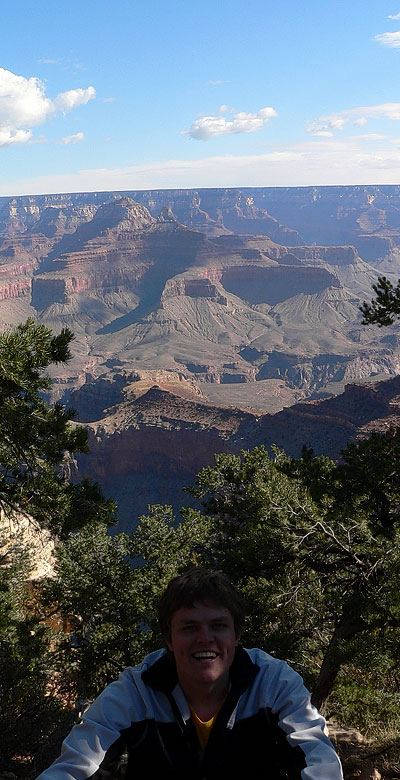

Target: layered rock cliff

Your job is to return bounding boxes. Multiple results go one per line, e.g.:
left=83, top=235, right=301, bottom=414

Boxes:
left=1, top=186, right=400, bottom=527
left=1, top=186, right=400, bottom=413
left=74, top=375, right=400, bottom=529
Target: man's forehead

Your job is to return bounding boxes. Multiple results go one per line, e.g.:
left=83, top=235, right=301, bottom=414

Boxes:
left=171, top=602, right=233, bottom=623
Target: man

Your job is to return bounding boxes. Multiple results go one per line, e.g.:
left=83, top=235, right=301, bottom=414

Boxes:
left=37, top=568, right=343, bottom=779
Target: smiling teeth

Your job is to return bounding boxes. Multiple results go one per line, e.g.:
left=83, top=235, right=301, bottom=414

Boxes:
left=193, top=652, right=217, bottom=659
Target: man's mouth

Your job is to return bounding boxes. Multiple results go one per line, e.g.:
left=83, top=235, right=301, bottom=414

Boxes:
left=192, top=651, right=218, bottom=660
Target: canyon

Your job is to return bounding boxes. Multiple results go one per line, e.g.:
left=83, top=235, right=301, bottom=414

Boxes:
left=1, top=185, right=400, bottom=526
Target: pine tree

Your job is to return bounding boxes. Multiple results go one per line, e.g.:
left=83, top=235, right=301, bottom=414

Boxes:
left=187, top=443, right=400, bottom=719
left=0, top=320, right=117, bottom=775
left=360, top=275, right=400, bottom=326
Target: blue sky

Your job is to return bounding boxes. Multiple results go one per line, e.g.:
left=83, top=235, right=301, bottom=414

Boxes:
left=2, top=0, right=400, bottom=195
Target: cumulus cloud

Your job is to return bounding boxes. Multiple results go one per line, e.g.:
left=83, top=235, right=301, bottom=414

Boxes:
left=0, top=68, right=95, bottom=147
left=181, top=106, right=277, bottom=140
left=374, top=30, right=400, bottom=47
left=388, top=12, right=400, bottom=19
left=306, top=116, right=346, bottom=135
left=0, top=127, right=32, bottom=146
left=354, top=103, right=400, bottom=119
left=60, top=131, right=84, bottom=145
left=54, top=86, right=95, bottom=112
left=308, top=103, right=400, bottom=136
left=0, top=68, right=53, bottom=130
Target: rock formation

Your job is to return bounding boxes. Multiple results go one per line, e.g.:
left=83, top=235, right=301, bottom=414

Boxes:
left=70, top=374, right=400, bottom=528
left=1, top=186, right=400, bottom=524
left=0, top=189, right=396, bottom=409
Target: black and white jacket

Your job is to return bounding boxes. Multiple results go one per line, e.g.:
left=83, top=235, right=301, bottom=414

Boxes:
left=38, top=647, right=343, bottom=780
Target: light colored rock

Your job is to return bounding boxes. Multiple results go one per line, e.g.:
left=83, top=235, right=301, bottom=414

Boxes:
left=0, top=509, right=54, bottom=580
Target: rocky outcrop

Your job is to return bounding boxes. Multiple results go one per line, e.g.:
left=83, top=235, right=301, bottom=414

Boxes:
left=219, top=265, right=340, bottom=305
left=75, top=385, right=254, bottom=528
left=30, top=199, right=211, bottom=312
left=64, top=373, right=129, bottom=422
left=3, top=185, right=400, bottom=255
left=328, top=723, right=383, bottom=780
left=0, top=192, right=111, bottom=236
left=0, top=509, right=54, bottom=580
left=272, top=245, right=361, bottom=266
left=0, top=197, right=41, bottom=236
left=353, top=234, right=395, bottom=263
left=161, top=277, right=228, bottom=305
left=0, top=277, right=32, bottom=301
left=254, top=348, right=400, bottom=394
left=30, top=204, right=97, bottom=239
left=253, top=375, right=400, bottom=459
left=74, top=375, right=400, bottom=527
left=78, top=197, right=155, bottom=236
left=1, top=187, right=400, bottom=418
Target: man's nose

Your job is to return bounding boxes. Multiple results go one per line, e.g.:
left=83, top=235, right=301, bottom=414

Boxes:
left=197, top=624, right=213, bottom=642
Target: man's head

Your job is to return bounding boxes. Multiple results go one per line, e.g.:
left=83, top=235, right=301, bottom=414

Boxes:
left=158, top=569, right=245, bottom=698
left=157, top=568, right=245, bottom=643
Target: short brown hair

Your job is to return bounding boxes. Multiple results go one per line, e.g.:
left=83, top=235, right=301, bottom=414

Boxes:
left=157, top=568, right=245, bottom=640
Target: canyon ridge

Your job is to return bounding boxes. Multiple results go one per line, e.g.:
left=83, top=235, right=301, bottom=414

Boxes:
left=2, top=185, right=400, bottom=527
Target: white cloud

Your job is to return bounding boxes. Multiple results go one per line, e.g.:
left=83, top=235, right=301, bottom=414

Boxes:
left=104, top=97, right=117, bottom=103
left=207, top=80, right=230, bottom=86
left=37, top=58, right=63, bottom=65
left=388, top=12, right=400, bottom=19
left=0, top=68, right=95, bottom=147
left=182, top=106, right=277, bottom=140
left=311, top=130, right=334, bottom=137
left=353, top=133, right=387, bottom=141
left=6, top=135, right=400, bottom=195
left=306, top=117, right=346, bottom=135
left=38, top=57, right=86, bottom=72
left=0, top=150, right=303, bottom=195
left=308, top=103, right=400, bottom=136
left=60, top=131, right=84, bottom=145
left=0, top=127, right=32, bottom=146
left=354, top=103, right=400, bottom=119
left=54, top=86, right=95, bottom=112
left=0, top=68, right=53, bottom=130
left=374, top=30, right=400, bottom=47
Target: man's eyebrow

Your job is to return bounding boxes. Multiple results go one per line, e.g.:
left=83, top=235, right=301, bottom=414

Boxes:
left=177, top=614, right=229, bottom=625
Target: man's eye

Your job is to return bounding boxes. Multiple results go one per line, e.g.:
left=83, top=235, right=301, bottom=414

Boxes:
left=213, top=622, right=228, bottom=630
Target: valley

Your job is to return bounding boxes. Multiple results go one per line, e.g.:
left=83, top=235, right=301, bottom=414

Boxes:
left=2, top=185, right=400, bottom=525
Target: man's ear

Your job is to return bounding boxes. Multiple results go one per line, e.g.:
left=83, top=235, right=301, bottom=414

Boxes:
left=165, top=635, right=173, bottom=652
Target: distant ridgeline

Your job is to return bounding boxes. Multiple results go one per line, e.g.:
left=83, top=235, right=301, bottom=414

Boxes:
left=1, top=185, right=400, bottom=526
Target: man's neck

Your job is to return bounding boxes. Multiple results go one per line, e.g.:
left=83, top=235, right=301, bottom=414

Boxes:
left=179, top=675, right=229, bottom=722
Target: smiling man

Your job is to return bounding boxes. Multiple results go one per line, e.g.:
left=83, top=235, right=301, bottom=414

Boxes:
left=37, top=569, right=343, bottom=780
left=165, top=601, right=238, bottom=721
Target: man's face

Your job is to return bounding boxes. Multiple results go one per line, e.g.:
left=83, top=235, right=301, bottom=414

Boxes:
left=165, top=601, right=238, bottom=694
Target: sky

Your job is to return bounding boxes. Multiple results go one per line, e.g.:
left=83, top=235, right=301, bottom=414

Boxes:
left=2, top=0, right=400, bottom=195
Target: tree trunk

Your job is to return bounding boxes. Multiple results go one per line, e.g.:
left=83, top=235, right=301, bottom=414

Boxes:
left=311, top=610, right=366, bottom=712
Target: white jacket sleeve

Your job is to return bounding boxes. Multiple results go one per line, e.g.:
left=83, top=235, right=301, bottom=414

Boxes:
left=36, top=668, right=141, bottom=780
left=268, top=659, right=343, bottom=780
